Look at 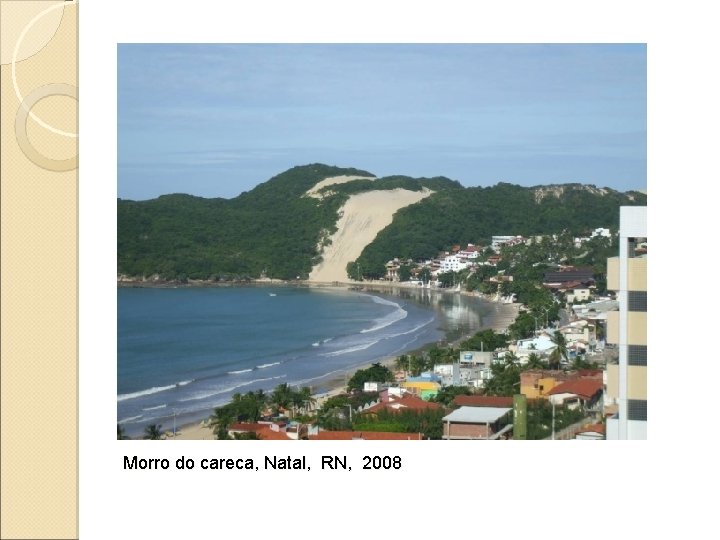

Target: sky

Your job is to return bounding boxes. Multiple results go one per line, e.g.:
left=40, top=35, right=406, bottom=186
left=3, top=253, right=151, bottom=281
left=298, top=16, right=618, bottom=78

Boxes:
left=117, top=44, right=646, bottom=200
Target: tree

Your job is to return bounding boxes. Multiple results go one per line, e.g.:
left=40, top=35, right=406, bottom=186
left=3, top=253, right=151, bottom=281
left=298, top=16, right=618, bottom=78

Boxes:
left=461, top=329, right=509, bottom=352
left=143, top=424, right=163, bottom=440
left=347, top=363, right=394, bottom=392
left=398, top=265, right=412, bottom=282
left=437, top=271, right=458, bottom=288
left=352, top=409, right=446, bottom=440
left=508, top=311, right=537, bottom=341
left=395, top=354, right=410, bottom=373
left=296, top=386, right=317, bottom=414
left=233, top=431, right=261, bottom=440
left=270, top=383, right=294, bottom=415
left=408, top=354, right=427, bottom=376
left=482, top=358, right=521, bottom=397
left=431, top=386, right=472, bottom=406
left=548, top=330, right=568, bottom=369
left=525, top=352, right=548, bottom=370
left=571, top=355, right=598, bottom=370
left=209, top=407, right=234, bottom=439
left=236, top=390, right=267, bottom=422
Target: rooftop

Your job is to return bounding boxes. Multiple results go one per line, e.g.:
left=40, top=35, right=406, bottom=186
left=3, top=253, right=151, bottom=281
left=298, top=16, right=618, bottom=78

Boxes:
left=548, top=379, right=603, bottom=400
left=309, top=431, right=423, bottom=440
left=442, top=406, right=512, bottom=424
left=453, top=395, right=514, bottom=408
left=363, top=395, right=442, bottom=414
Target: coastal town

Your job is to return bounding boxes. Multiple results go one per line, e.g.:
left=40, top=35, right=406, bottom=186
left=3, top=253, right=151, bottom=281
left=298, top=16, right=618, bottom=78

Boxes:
left=126, top=205, right=646, bottom=442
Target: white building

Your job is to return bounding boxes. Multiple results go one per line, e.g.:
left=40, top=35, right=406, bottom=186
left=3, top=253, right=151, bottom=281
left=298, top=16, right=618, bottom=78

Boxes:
left=439, top=255, right=468, bottom=274
left=514, top=335, right=556, bottom=359
left=591, top=227, right=611, bottom=238
left=491, top=235, right=525, bottom=253
left=605, top=206, right=647, bottom=440
left=566, top=287, right=591, bottom=304
left=458, top=244, right=480, bottom=260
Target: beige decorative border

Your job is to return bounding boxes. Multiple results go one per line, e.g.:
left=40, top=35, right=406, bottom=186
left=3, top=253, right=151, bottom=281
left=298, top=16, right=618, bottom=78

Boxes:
left=1, top=1, right=78, bottom=538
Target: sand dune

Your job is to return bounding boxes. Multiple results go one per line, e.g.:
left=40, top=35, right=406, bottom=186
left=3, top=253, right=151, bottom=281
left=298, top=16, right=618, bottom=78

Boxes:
left=309, top=187, right=433, bottom=282
left=304, top=174, right=376, bottom=198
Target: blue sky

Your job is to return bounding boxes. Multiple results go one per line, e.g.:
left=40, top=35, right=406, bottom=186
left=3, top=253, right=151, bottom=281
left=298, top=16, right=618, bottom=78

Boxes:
left=118, top=44, right=646, bottom=200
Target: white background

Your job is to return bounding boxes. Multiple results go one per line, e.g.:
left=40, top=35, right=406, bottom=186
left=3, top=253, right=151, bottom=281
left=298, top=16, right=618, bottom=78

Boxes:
left=80, top=1, right=717, bottom=539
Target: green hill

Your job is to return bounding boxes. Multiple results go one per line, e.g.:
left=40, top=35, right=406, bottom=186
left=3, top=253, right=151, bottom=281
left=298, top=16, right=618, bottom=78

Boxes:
left=351, top=182, right=646, bottom=278
left=117, top=164, right=646, bottom=281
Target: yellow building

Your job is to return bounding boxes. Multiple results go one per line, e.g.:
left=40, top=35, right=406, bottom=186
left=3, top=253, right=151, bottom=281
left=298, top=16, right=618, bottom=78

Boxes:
left=401, top=380, right=440, bottom=400
left=605, top=206, right=647, bottom=440
left=520, top=372, right=565, bottom=399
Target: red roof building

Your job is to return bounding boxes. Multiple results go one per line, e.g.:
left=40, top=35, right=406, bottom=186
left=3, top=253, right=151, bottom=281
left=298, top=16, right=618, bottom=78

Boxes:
left=548, top=379, right=603, bottom=400
left=227, top=421, right=298, bottom=440
left=362, top=394, right=442, bottom=415
left=453, top=395, right=514, bottom=408
left=547, top=378, right=603, bottom=410
left=309, top=431, right=423, bottom=440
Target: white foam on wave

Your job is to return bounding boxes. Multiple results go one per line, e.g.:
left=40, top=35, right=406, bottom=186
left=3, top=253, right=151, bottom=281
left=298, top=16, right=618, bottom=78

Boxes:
left=291, top=369, right=344, bottom=387
left=118, top=384, right=174, bottom=402
left=117, top=379, right=194, bottom=402
left=361, top=296, right=407, bottom=333
left=118, top=414, right=143, bottom=424
left=228, top=368, right=253, bottom=375
left=178, top=375, right=284, bottom=402
left=322, top=340, right=380, bottom=357
left=142, top=404, right=167, bottom=411
left=387, top=318, right=433, bottom=338
left=322, top=338, right=333, bottom=343
left=312, top=342, right=320, bottom=347
left=256, top=361, right=281, bottom=369
left=369, top=295, right=401, bottom=308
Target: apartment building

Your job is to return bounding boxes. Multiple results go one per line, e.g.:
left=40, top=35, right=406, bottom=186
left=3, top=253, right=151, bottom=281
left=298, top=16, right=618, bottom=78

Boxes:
left=605, top=206, right=647, bottom=440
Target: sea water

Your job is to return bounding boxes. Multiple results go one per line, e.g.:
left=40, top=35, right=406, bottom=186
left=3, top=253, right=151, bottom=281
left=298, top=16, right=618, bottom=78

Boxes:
left=118, top=285, right=491, bottom=435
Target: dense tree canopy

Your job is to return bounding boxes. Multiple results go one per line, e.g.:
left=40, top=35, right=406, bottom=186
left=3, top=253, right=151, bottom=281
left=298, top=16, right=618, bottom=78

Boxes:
left=347, top=363, right=394, bottom=392
left=118, top=164, right=645, bottom=281
left=350, top=182, right=646, bottom=278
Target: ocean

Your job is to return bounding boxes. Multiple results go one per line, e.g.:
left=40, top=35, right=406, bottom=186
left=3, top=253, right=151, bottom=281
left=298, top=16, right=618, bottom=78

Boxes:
left=117, top=285, right=493, bottom=435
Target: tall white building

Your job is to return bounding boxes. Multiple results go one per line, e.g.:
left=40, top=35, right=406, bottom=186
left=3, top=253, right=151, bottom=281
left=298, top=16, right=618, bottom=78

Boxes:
left=605, top=207, right=647, bottom=440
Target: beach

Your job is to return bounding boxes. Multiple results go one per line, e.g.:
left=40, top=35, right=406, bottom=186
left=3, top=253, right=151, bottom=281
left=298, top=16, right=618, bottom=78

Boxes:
left=124, top=174, right=517, bottom=439
left=159, top=288, right=520, bottom=441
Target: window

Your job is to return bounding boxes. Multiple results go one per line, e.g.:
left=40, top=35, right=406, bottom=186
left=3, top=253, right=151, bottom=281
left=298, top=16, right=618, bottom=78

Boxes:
left=628, top=399, right=647, bottom=421
left=628, top=345, right=647, bottom=366
left=628, top=291, right=647, bottom=312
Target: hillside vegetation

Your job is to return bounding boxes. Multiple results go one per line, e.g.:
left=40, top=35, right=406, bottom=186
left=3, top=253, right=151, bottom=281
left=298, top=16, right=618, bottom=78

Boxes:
left=351, top=182, right=646, bottom=278
left=117, top=164, right=646, bottom=281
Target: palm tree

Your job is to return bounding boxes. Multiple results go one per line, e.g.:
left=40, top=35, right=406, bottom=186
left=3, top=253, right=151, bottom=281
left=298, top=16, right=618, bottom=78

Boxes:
left=503, top=351, right=519, bottom=368
left=271, top=383, right=293, bottom=415
left=143, top=423, right=163, bottom=440
left=247, top=389, right=268, bottom=421
left=549, top=330, right=568, bottom=369
left=526, top=352, right=547, bottom=370
left=297, top=386, right=316, bottom=414
left=395, top=354, right=410, bottom=373
left=209, top=411, right=231, bottom=440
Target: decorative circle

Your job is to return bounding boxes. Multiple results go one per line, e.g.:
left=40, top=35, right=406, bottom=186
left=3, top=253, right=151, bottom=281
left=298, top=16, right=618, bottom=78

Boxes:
left=12, top=1, right=77, bottom=138
left=15, top=83, right=78, bottom=171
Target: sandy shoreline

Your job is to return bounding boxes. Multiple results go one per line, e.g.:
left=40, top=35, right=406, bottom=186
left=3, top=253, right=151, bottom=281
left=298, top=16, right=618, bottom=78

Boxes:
left=158, top=286, right=519, bottom=441
left=123, top=176, right=519, bottom=439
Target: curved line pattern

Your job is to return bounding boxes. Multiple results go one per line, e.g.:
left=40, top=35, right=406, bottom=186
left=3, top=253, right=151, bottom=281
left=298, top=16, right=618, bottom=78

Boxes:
left=12, top=1, right=77, bottom=138
left=15, top=83, right=78, bottom=171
